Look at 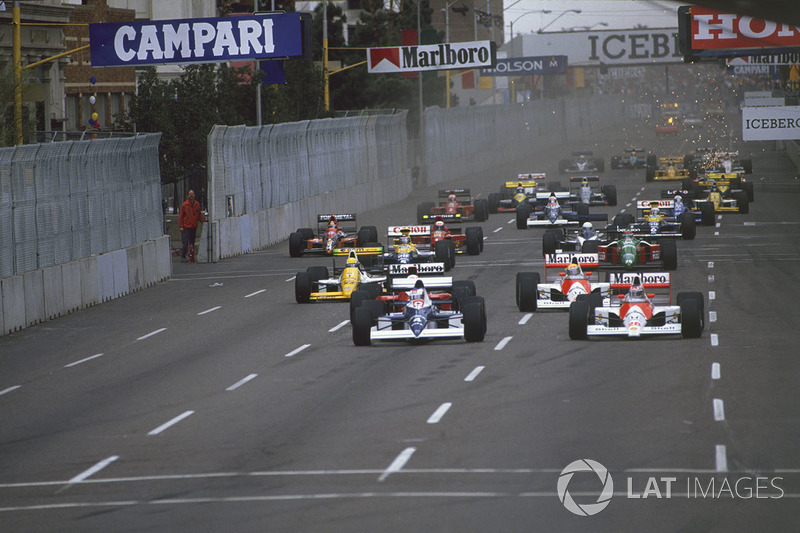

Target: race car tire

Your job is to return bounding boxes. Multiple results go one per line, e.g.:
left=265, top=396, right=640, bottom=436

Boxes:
left=558, top=160, right=570, bottom=174
left=434, top=240, right=455, bottom=271
left=603, top=184, right=618, bottom=206
left=289, top=232, right=305, bottom=257
left=352, top=306, right=374, bottom=346
left=516, top=203, right=531, bottom=229
left=349, top=290, right=371, bottom=320
left=516, top=272, right=539, bottom=312
left=488, top=193, right=500, bottom=214
left=359, top=243, right=382, bottom=266
left=742, top=181, right=754, bottom=202
left=297, top=228, right=315, bottom=240
left=364, top=283, right=382, bottom=299
left=581, top=240, right=599, bottom=254
left=734, top=191, right=749, bottom=214
left=576, top=203, right=590, bottom=216
left=462, top=297, right=487, bottom=342
left=306, top=266, right=329, bottom=281
left=729, top=176, right=742, bottom=189
left=542, top=230, right=559, bottom=255
left=611, top=156, right=620, bottom=169
left=645, top=167, right=655, bottom=182
left=661, top=239, right=678, bottom=270
left=361, top=299, right=385, bottom=320
left=568, top=300, right=589, bottom=340
left=576, top=292, right=603, bottom=324
left=680, top=212, right=696, bottom=240
left=295, top=272, right=312, bottom=303
left=477, top=227, right=485, bottom=251
left=613, top=213, right=635, bottom=228
left=357, top=227, right=372, bottom=247
left=677, top=291, right=705, bottom=321
left=465, top=227, right=482, bottom=255
left=646, top=154, right=657, bottom=168
left=417, top=202, right=435, bottom=223
left=741, top=159, right=753, bottom=174
left=446, top=240, right=456, bottom=269
left=367, top=225, right=379, bottom=243
left=474, top=199, right=489, bottom=222
left=679, top=297, right=703, bottom=339
left=452, top=280, right=476, bottom=310
left=700, top=202, right=715, bottom=226
left=595, top=159, right=605, bottom=173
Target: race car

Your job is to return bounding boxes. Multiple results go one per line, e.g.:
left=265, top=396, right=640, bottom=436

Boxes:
left=662, top=180, right=749, bottom=223
left=516, top=192, right=608, bottom=229
left=294, top=249, right=386, bottom=303
left=541, top=222, right=605, bottom=254
left=568, top=176, right=617, bottom=206
left=568, top=272, right=704, bottom=339
left=487, top=173, right=569, bottom=213
left=351, top=277, right=486, bottom=345
left=684, top=148, right=752, bottom=178
left=610, top=148, right=648, bottom=170
left=385, top=221, right=483, bottom=270
left=655, top=116, right=679, bottom=136
left=645, top=155, right=690, bottom=182
left=288, top=214, right=378, bottom=257
left=417, top=189, right=488, bottom=223
left=681, top=171, right=754, bottom=203
left=611, top=200, right=696, bottom=240
left=516, top=253, right=611, bottom=312
left=597, top=228, right=678, bottom=270
left=559, top=151, right=604, bottom=174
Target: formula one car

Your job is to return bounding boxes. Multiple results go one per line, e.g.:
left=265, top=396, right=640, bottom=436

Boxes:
left=684, top=148, right=752, bottom=178
left=597, top=228, right=678, bottom=270
left=385, top=221, right=483, bottom=270
left=417, top=189, right=488, bottom=223
left=680, top=171, right=754, bottom=203
left=610, top=148, right=648, bottom=170
left=655, top=116, right=678, bottom=136
left=516, top=253, right=611, bottom=312
left=645, top=156, right=690, bottom=182
left=295, top=249, right=386, bottom=303
left=569, top=176, right=617, bottom=206
left=662, top=180, right=749, bottom=224
left=611, top=200, right=696, bottom=240
left=541, top=223, right=605, bottom=254
left=559, top=151, right=604, bottom=174
left=516, top=193, right=608, bottom=229
left=289, top=214, right=378, bottom=257
left=351, top=278, right=486, bottom=345
left=487, top=173, right=568, bottom=213
left=568, top=273, right=704, bottom=339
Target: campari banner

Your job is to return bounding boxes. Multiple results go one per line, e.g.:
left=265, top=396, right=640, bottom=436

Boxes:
left=367, top=41, right=496, bottom=74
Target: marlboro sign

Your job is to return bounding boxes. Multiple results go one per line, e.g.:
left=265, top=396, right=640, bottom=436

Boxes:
left=367, top=40, right=496, bottom=73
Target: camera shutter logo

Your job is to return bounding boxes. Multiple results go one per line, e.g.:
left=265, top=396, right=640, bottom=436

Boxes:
left=557, top=459, right=614, bottom=516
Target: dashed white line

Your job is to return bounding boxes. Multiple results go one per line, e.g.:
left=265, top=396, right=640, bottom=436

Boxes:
left=227, top=374, right=258, bottom=391
left=328, top=320, right=350, bottom=332
left=708, top=261, right=714, bottom=268
left=245, top=289, right=266, bottom=298
left=68, top=456, right=119, bottom=485
left=707, top=275, right=715, bottom=283
left=716, top=445, right=728, bottom=472
left=713, top=399, right=725, bottom=421
left=709, top=311, right=717, bottom=323
left=518, top=313, right=533, bottom=325
left=639, top=187, right=646, bottom=191
left=493, top=227, right=503, bottom=233
left=711, top=363, right=721, bottom=380
left=507, top=219, right=515, bottom=225
left=65, top=353, right=104, bottom=368
left=198, top=306, right=221, bottom=316
left=494, top=336, right=513, bottom=351
left=625, top=203, right=632, bottom=208
left=148, top=411, right=195, bottom=436
left=708, top=291, right=716, bottom=300
left=465, top=366, right=485, bottom=382
left=715, top=222, right=721, bottom=228
left=378, top=447, right=416, bottom=482
left=0, top=385, right=21, bottom=396
left=710, top=334, right=719, bottom=347
left=285, top=276, right=296, bottom=282
left=427, top=402, right=453, bottom=424
left=285, top=344, right=311, bottom=358
left=137, top=328, right=167, bottom=341
left=714, top=231, right=719, bottom=236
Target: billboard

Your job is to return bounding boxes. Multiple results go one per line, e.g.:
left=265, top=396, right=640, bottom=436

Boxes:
left=89, top=13, right=310, bottom=67
left=688, top=6, right=800, bottom=50
left=742, top=106, right=800, bottom=141
left=480, top=55, right=567, bottom=76
left=367, top=41, right=496, bottom=73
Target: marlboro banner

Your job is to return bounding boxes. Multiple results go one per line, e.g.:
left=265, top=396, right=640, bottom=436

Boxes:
left=367, top=40, right=496, bottom=74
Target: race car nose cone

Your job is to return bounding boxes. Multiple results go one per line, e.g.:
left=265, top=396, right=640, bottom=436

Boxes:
left=410, top=316, right=426, bottom=337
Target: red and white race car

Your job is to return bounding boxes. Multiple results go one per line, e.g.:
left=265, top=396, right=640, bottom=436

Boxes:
left=568, top=272, right=704, bottom=339
left=516, top=252, right=610, bottom=311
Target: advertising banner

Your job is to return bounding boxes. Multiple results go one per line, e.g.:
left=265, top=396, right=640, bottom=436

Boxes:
left=727, top=52, right=800, bottom=66
left=367, top=41, right=496, bottom=73
left=689, top=6, right=800, bottom=50
left=480, top=55, right=567, bottom=76
left=89, top=13, right=308, bottom=67
left=742, top=106, right=800, bottom=141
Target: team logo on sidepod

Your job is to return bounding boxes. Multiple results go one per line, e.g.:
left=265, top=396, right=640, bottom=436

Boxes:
left=557, top=459, right=614, bottom=516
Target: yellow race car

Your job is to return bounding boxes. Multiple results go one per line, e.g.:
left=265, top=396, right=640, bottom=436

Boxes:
left=294, top=248, right=385, bottom=304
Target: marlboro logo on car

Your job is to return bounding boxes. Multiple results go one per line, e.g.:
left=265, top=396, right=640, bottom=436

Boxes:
left=368, top=41, right=496, bottom=73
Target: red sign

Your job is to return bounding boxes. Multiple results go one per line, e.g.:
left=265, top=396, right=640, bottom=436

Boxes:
left=690, top=6, right=800, bottom=50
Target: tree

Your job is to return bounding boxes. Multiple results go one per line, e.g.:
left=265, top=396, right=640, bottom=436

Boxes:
left=0, top=61, right=35, bottom=147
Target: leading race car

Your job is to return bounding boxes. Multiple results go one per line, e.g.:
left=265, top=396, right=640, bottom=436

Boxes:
left=417, top=189, right=488, bottom=223
left=568, top=272, right=704, bottom=339
left=516, top=253, right=611, bottom=312
left=294, top=249, right=386, bottom=303
left=559, top=151, right=604, bottom=174
left=289, top=214, right=378, bottom=257
left=351, top=277, right=486, bottom=345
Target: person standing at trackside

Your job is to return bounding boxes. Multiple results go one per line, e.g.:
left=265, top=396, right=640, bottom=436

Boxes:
left=178, top=189, right=205, bottom=262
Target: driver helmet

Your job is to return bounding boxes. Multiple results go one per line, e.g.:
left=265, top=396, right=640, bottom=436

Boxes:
left=517, top=183, right=524, bottom=193
left=409, top=287, right=424, bottom=301
left=565, top=262, right=582, bottom=278
left=582, top=221, right=593, bottom=230
left=548, top=194, right=558, bottom=207
left=346, top=255, right=358, bottom=265
left=435, top=219, right=445, bottom=230
left=448, top=194, right=457, bottom=202
left=399, top=235, right=411, bottom=245
left=628, top=285, right=644, bottom=301
left=623, top=229, right=633, bottom=239
left=674, top=194, right=682, bottom=204
left=582, top=177, right=589, bottom=185
left=650, top=207, right=660, bottom=217
left=328, top=215, right=337, bottom=227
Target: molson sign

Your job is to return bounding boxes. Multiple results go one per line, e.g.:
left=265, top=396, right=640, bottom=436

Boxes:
left=368, top=41, right=496, bottom=73
left=689, top=6, right=800, bottom=50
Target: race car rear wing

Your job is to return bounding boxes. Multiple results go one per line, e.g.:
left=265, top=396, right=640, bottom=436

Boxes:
left=512, top=173, right=546, bottom=182
left=636, top=199, right=675, bottom=212
left=317, top=213, right=358, bottom=232
left=385, top=263, right=446, bottom=276
left=606, top=271, right=672, bottom=303
left=543, top=252, right=600, bottom=281
left=389, top=276, right=453, bottom=290
left=387, top=225, right=431, bottom=237
left=438, top=189, right=471, bottom=198
left=569, top=176, right=600, bottom=183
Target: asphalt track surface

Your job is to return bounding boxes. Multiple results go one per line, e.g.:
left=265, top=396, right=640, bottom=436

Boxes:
left=1, top=111, right=799, bottom=532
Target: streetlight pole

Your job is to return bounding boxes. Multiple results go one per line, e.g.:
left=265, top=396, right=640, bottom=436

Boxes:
left=537, top=9, right=581, bottom=33
left=13, top=0, right=22, bottom=145
left=323, top=0, right=330, bottom=111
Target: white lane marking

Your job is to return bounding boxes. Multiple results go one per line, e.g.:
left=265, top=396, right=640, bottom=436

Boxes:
left=465, top=366, right=485, bottom=382
left=148, top=411, right=195, bottom=436
left=708, top=275, right=715, bottom=283
left=65, top=353, right=104, bottom=368
left=493, top=227, right=503, bottom=233
left=708, top=291, right=716, bottom=300
left=712, top=363, right=721, bottom=380
left=245, top=289, right=266, bottom=298
left=619, top=209, right=626, bottom=213
left=68, top=456, right=119, bottom=485
left=328, top=320, right=350, bottom=333
left=198, top=306, right=221, bottom=316
left=743, top=221, right=756, bottom=226
left=625, top=203, right=632, bottom=208
left=714, top=231, right=719, bottom=236
left=716, top=445, right=728, bottom=472
left=494, top=336, right=513, bottom=351
left=709, top=311, right=717, bottom=323
left=0, top=385, right=21, bottom=396
left=427, top=402, right=452, bottom=424
left=717, top=215, right=723, bottom=220
left=227, top=374, right=258, bottom=391
left=711, top=334, right=719, bottom=347
left=713, top=399, right=725, bottom=421
left=285, top=276, right=296, bottom=282
left=137, top=328, right=167, bottom=341
left=507, top=218, right=515, bottom=225
left=708, top=261, right=714, bottom=268
left=518, top=313, right=533, bottom=325
left=639, top=187, right=646, bottom=191
left=285, top=344, right=311, bottom=358
left=378, top=447, right=416, bottom=482
left=716, top=222, right=721, bottom=228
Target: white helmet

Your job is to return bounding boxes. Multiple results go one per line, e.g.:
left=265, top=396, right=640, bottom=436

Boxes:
left=674, top=195, right=682, bottom=203
left=582, top=222, right=593, bottom=229
left=651, top=207, right=660, bottom=216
